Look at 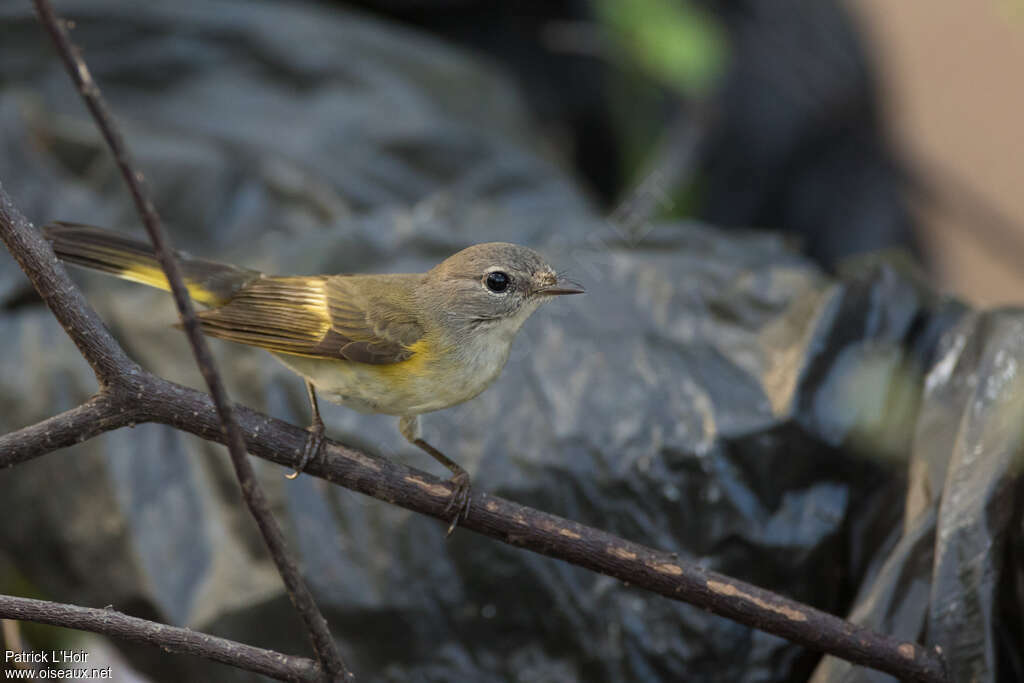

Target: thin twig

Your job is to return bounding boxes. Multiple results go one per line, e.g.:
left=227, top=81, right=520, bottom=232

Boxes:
left=30, top=2, right=349, bottom=679
left=0, top=392, right=132, bottom=470
left=0, top=594, right=321, bottom=681
left=0, top=11, right=950, bottom=683
left=0, top=181, right=951, bottom=683
left=0, top=187, right=130, bottom=384
left=142, top=376, right=947, bottom=683
left=0, top=157, right=949, bottom=683
left=0, top=189, right=318, bottom=682
left=0, top=362, right=950, bottom=683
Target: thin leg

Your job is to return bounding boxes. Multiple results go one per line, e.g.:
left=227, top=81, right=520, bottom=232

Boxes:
left=399, top=415, right=471, bottom=536
left=286, top=380, right=326, bottom=480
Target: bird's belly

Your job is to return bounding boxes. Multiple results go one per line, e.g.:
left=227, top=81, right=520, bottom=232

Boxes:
left=271, top=348, right=507, bottom=416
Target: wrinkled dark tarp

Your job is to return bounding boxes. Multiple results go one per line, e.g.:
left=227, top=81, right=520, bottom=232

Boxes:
left=0, top=2, right=1019, bottom=681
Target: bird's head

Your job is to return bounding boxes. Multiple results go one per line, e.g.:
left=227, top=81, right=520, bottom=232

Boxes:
left=421, top=242, right=583, bottom=338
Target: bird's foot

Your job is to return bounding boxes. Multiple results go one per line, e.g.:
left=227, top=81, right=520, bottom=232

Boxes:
left=285, top=419, right=326, bottom=480
left=443, top=471, right=472, bottom=537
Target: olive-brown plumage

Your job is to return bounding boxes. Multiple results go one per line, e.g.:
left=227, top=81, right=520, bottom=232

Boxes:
left=44, top=222, right=582, bottom=533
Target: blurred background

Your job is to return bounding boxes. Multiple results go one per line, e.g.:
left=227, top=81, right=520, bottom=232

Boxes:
left=342, top=0, right=1024, bottom=301
left=854, top=0, right=1024, bottom=304
left=347, top=0, right=922, bottom=269
left=1, top=1, right=1023, bottom=682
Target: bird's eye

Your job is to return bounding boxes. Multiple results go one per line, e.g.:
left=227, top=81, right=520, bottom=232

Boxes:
left=485, top=271, right=510, bottom=293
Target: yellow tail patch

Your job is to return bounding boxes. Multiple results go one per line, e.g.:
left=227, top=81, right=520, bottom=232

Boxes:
left=117, top=264, right=220, bottom=306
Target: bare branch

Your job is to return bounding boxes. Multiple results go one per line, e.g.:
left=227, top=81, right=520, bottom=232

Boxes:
left=31, top=1, right=349, bottom=678
left=0, top=185, right=132, bottom=384
left=0, top=358, right=950, bottom=682
left=0, top=392, right=132, bottom=469
left=0, top=8, right=950, bottom=683
left=0, top=594, right=321, bottom=682
left=0, top=134, right=951, bottom=682
left=134, top=374, right=948, bottom=683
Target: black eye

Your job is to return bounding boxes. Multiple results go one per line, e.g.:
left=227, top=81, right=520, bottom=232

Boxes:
left=485, top=271, right=510, bottom=293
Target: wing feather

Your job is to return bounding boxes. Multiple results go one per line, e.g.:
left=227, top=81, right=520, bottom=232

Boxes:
left=195, top=274, right=424, bottom=364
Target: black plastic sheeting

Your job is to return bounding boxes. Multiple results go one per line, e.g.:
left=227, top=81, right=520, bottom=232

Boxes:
left=0, top=2, right=1020, bottom=681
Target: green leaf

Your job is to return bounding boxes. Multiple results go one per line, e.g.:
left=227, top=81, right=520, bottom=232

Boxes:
left=596, top=0, right=728, bottom=95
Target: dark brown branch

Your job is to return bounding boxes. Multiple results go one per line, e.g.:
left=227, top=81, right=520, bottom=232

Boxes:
left=0, top=392, right=133, bottom=469
left=31, top=2, right=349, bottom=679
left=138, top=377, right=945, bottom=683
left=0, top=594, right=320, bottom=682
left=0, top=187, right=132, bottom=384
left=0, top=168, right=949, bottom=683
left=0, top=12, right=949, bottom=683
left=0, top=364, right=949, bottom=682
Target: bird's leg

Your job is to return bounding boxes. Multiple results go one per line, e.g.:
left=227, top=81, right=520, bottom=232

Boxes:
left=285, top=380, right=326, bottom=480
left=399, top=415, right=471, bottom=536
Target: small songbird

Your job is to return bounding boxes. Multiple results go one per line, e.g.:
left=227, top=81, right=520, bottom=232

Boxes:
left=44, top=222, right=583, bottom=533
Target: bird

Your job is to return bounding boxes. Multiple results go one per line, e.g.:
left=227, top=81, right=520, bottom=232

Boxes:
left=43, top=222, right=583, bottom=534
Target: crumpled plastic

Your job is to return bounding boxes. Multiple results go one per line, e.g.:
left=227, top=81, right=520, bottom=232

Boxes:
left=0, top=2, right=1019, bottom=681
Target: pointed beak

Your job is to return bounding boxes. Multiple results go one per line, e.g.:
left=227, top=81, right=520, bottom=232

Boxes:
left=539, top=277, right=585, bottom=296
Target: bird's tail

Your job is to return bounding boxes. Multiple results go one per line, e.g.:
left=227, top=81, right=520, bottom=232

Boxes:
left=43, top=222, right=259, bottom=306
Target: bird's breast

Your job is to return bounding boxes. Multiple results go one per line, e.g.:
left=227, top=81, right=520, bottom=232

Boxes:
left=271, top=331, right=513, bottom=416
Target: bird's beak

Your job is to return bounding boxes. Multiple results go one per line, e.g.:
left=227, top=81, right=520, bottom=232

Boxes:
left=539, top=277, right=585, bottom=296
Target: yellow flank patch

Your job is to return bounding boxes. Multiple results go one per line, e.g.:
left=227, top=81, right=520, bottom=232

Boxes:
left=377, top=339, right=432, bottom=381
left=118, top=264, right=218, bottom=305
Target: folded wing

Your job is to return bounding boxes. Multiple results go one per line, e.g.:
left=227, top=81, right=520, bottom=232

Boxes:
left=196, top=274, right=424, bottom=364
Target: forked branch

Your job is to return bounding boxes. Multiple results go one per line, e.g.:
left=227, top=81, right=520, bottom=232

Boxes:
left=30, top=0, right=350, bottom=679
left=0, top=3, right=949, bottom=682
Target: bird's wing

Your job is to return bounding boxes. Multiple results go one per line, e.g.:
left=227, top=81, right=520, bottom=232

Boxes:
left=195, top=274, right=424, bottom=364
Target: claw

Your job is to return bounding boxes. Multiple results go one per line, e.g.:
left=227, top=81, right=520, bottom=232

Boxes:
left=286, top=421, right=325, bottom=480
left=444, top=471, right=472, bottom=537
left=403, top=421, right=473, bottom=537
